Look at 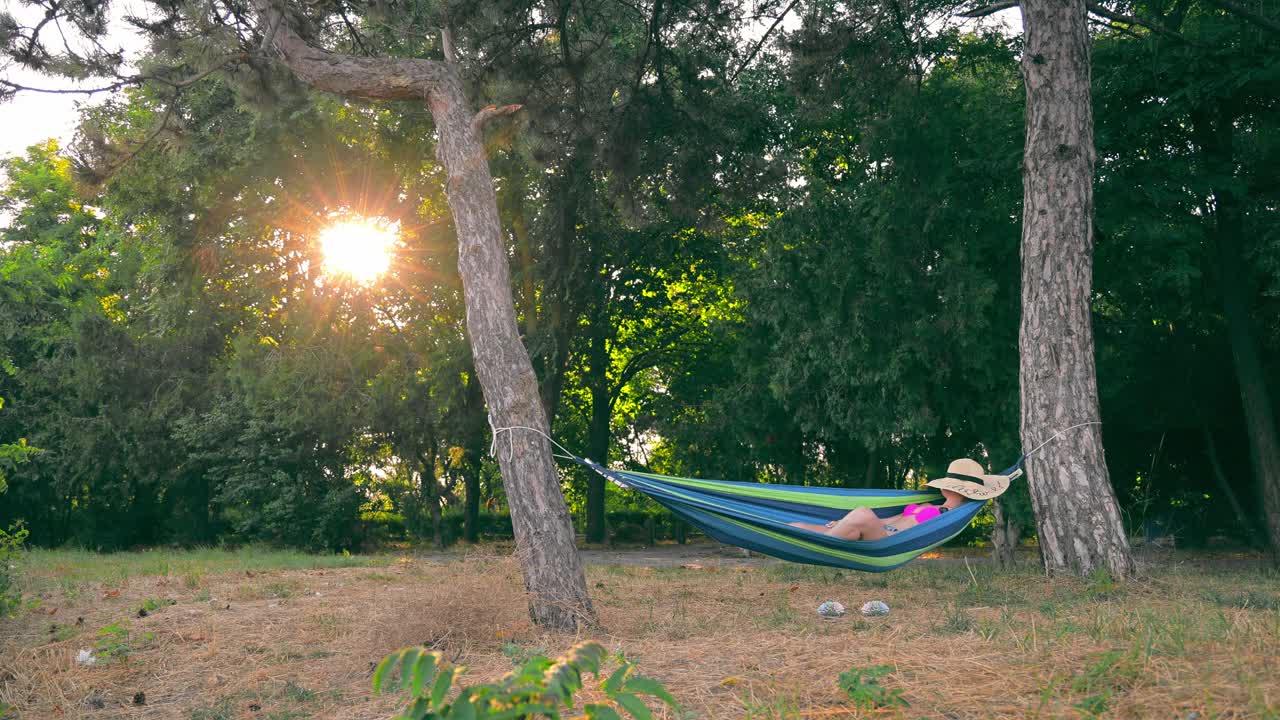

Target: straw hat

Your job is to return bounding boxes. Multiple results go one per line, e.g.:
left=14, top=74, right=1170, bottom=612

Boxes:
left=926, top=458, right=1011, bottom=500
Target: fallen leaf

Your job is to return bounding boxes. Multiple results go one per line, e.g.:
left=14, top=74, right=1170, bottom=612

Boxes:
left=103, top=590, right=120, bottom=599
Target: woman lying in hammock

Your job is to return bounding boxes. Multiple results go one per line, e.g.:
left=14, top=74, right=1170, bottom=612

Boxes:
left=788, top=458, right=1011, bottom=541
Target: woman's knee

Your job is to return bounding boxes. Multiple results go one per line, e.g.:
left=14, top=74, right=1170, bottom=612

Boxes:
left=847, top=507, right=877, bottom=523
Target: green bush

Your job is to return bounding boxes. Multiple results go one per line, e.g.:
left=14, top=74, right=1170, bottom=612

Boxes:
left=837, top=665, right=909, bottom=710
left=373, top=640, right=679, bottom=719
left=0, top=522, right=28, bottom=618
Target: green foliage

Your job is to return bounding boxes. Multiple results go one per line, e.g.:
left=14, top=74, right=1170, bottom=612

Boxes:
left=0, top=0, right=1275, bottom=558
left=1202, top=589, right=1280, bottom=612
left=1084, top=570, right=1122, bottom=601
left=138, top=597, right=176, bottom=615
left=373, top=641, right=679, bottom=720
left=1067, top=648, right=1143, bottom=719
left=0, top=390, right=37, bottom=617
left=836, top=665, right=909, bottom=710
left=93, top=620, right=155, bottom=662
left=934, top=604, right=975, bottom=635
left=0, top=523, right=28, bottom=618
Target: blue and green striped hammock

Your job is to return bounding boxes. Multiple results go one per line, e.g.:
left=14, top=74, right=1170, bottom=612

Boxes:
left=575, top=459, right=1023, bottom=573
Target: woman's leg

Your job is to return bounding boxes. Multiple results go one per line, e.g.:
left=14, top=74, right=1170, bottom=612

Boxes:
left=825, top=507, right=891, bottom=541
left=788, top=521, right=834, bottom=533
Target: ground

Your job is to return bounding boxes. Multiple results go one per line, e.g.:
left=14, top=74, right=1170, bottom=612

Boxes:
left=1, top=543, right=1277, bottom=719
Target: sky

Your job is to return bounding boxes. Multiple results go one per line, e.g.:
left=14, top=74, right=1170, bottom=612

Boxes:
left=0, top=0, right=150, bottom=159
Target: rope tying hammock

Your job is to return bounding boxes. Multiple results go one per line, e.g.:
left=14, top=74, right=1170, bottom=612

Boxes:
left=485, top=418, right=1100, bottom=572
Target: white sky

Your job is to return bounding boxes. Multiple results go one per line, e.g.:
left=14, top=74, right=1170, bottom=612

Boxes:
left=0, top=0, right=150, bottom=159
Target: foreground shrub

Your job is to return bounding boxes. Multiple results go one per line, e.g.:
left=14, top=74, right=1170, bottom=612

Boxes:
left=0, top=522, right=28, bottom=618
left=837, top=665, right=909, bottom=710
left=374, top=640, right=679, bottom=719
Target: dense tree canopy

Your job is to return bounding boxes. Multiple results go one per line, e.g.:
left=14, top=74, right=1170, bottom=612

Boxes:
left=1, top=0, right=1277, bottom=558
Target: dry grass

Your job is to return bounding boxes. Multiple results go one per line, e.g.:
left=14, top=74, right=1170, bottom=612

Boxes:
left=1, top=547, right=1277, bottom=719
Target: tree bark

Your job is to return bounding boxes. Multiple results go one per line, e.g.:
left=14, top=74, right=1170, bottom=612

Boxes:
left=1192, top=104, right=1280, bottom=561
left=990, top=499, right=1021, bottom=568
left=462, top=377, right=486, bottom=544
left=862, top=446, right=880, bottom=489
left=462, top=448, right=482, bottom=543
left=1017, top=0, right=1134, bottom=578
left=419, top=449, right=444, bottom=550
left=1203, top=427, right=1259, bottom=546
left=584, top=289, right=612, bottom=544
left=254, top=1, right=594, bottom=629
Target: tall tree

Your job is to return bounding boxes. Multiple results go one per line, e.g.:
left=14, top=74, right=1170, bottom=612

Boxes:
left=1, top=0, right=595, bottom=628
left=1016, top=0, right=1133, bottom=577
left=249, top=1, right=593, bottom=629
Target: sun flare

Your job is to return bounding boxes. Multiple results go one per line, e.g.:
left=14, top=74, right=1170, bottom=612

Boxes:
left=317, top=217, right=398, bottom=283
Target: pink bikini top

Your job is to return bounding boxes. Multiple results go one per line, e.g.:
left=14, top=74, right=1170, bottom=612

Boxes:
left=902, top=503, right=945, bottom=523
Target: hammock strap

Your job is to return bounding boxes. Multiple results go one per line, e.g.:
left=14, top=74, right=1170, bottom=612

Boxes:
left=1011, top=420, right=1103, bottom=474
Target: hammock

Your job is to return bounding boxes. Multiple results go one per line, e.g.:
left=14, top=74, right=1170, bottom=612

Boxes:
left=575, top=458, right=1023, bottom=573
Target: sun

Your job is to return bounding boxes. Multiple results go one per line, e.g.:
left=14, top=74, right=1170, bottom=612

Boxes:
left=317, top=217, right=399, bottom=283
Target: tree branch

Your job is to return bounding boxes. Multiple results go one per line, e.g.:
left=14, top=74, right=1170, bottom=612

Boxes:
left=1087, top=3, right=1202, bottom=44
left=958, top=1, right=1018, bottom=18
left=1205, top=0, right=1280, bottom=33
left=729, top=0, right=800, bottom=83
left=1, top=54, right=246, bottom=98
left=251, top=0, right=451, bottom=101
left=471, top=103, right=523, bottom=132
left=960, top=0, right=1199, bottom=44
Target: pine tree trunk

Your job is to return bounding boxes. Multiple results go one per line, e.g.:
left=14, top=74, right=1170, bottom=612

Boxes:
left=255, top=4, right=595, bottom=629
left=1017, top=0, right=1134, bottom=578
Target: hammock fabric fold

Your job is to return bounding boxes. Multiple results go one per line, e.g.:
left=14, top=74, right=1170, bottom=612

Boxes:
left=576, top=459, right=1020, bottom=572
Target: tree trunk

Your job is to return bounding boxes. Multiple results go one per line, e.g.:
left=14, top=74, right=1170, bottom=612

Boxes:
left=1193, top=104, right=1280, bottom=562
left=256, top=4, right=595, bottom=629
left=1203, top=427, right=1258, bottom=546
left=462, top=376, right=486, bottom=544
left=990, top=499, right=1021, bottom=568
left=585, top=299, right=611, bottom=544
left=862, top=447, right=880, bottom=489
left=463, top=449, right=482, bottom=543
left=535, top=145, right=592, bottom=421
left=1017, top=0, right=1134, bottom=578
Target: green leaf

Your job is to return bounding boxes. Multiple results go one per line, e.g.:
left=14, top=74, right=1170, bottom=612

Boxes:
left=622, top=676, right=677, bottom=708
left=611, top=692, right=654, bottom=720
left=542, top=661, right=584, bottom=704
left=402, top=696, right=430, bottom=720
left=448, top=696, right=477, bottom=720
left=431, top=666, right=458, bottom=708
left=411, top=652, right=438, bottom=698
left=586, top=703, right=625, bottom=720
left=602, top=665, right=630, bottom=696
left=399, top=647, right=423, bottom=692
left=373, top=652, right=400, bottom=694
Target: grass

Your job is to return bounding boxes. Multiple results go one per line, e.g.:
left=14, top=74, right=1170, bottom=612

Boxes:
left=1, top=545, right=1277, bottom=719
left=22, top=545, right=388, bottom=591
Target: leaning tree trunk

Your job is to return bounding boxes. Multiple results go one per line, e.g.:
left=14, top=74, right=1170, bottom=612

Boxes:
left=255, top=3, right=594, bottom=629
left=1017, top=0, right=1134, bottom=578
